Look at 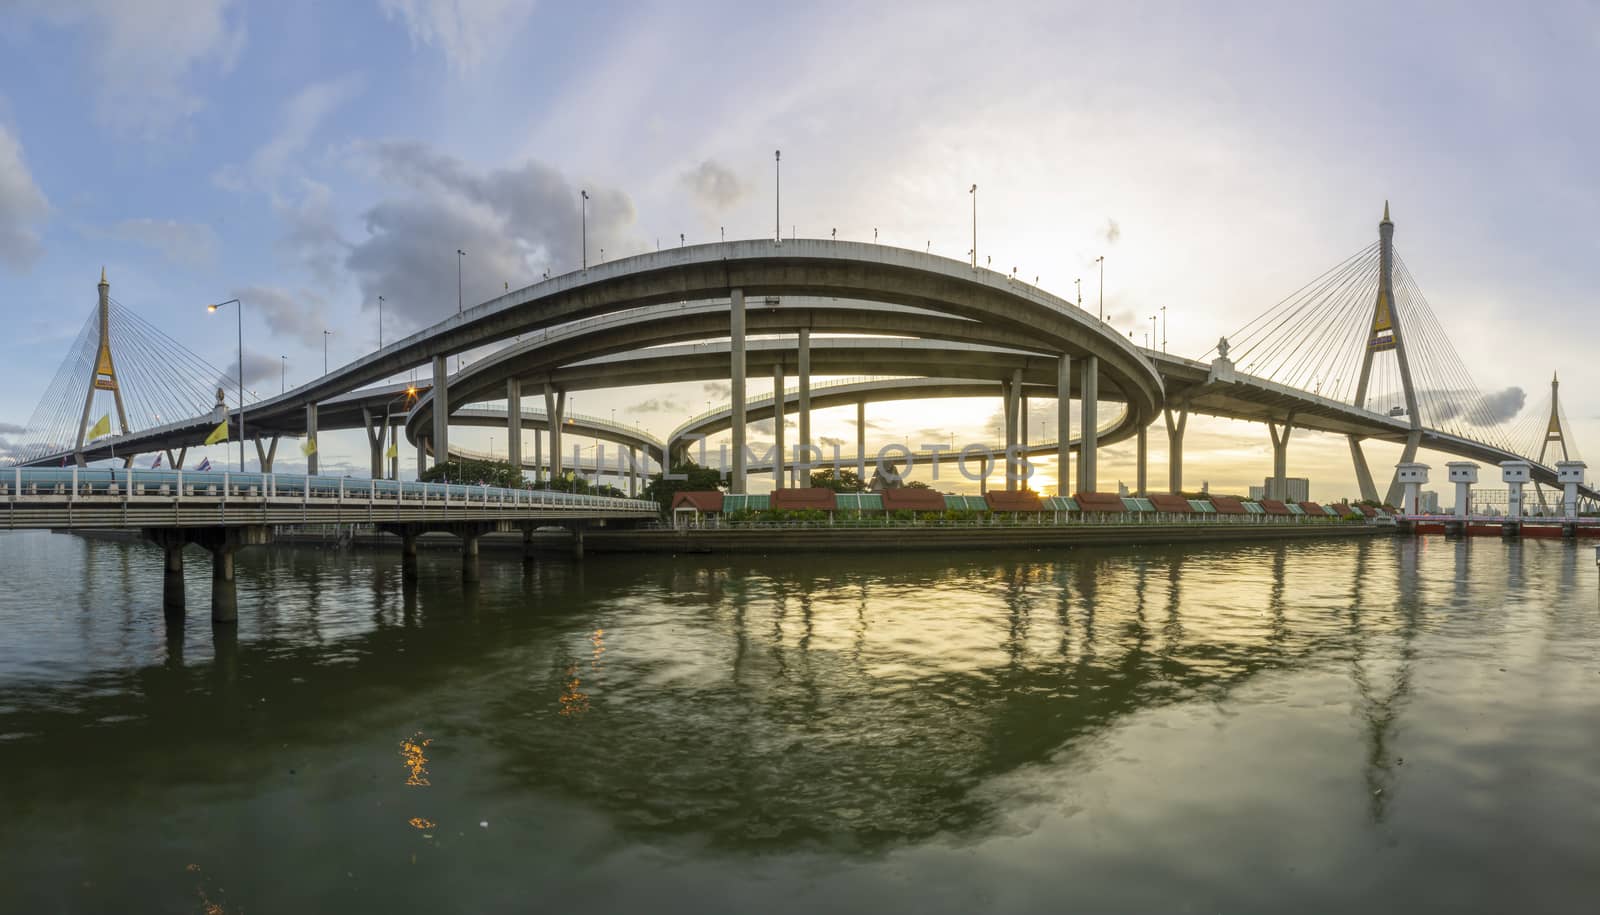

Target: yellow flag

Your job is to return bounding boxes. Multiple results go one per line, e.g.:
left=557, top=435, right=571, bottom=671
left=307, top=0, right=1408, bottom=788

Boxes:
left=87, top=414, right=111, bottom=440
left=300, top=436, right=318, bottom=456
left=385, top=441, right=398, bottom=459
left=203, top=420, right=228, bottom=445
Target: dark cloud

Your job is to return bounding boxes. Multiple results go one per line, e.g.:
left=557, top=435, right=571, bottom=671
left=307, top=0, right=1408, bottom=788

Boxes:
left=1422, top=386, right=1525, bottom=425
left=702, top=381, right=731, bottom=399
left=1474, top=386, right=1526, bottom=425
left=216, top=352, right=286, bottom=399
left=626, top=397, right=686, bottom=415
left=232, top=285, right=328, bottom=347
left=680, top=159, right=745, bottom=212
left=819, top=436, right=846, bottom=448
left=1103, top=218, right=1121, bottom=244
left=0, top=421, right=26, bottom=435
left=277, top=180, right=347, bottom=288
left=344, top=141, right=637, bottom=330
left=846, top=416, right=886, bottom=430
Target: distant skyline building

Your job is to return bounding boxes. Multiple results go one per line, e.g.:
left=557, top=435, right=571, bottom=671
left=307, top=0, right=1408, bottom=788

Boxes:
left=1254, top=477, right=1309, bottom=501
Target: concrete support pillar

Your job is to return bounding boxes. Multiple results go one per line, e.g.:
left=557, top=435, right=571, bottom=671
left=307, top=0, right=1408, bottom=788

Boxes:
left=1056, top=354, right=1071, bottom=496
left=390, top=444, right=399, bottom=481
left=522, top=526, right=536, bottom=559
left=856, top=400, right=867, bottom=489
left=1164, top=403, right=1188, bottom=494
left=1136, top=423, right=1148, bottom=496
left=1501, top=461, right=1531, bottom=523
left=772, top=362, right=785, bottom=488
left=1448, top=462, right=1478, bottom=519
left=1268, top=415, right=1295, bottom=500
left=1348, top=437, right=1380, bottom=504
left=1020, top=393, right=1029, bottom=448
left=1557, top=461, right=1587, bottom=519
left=253, top=436, right=279, bottom=474
left=730, top=288, right=747, bottom=493
left=461, top=532, right=480, bottom=583
left=1077, top=356, right=1099, bottom=494
left=210, top=547, right=237, bottom=624
left=363, top=406, right=383, bottom=479
left=572, top=526, right=585, bottom=560
left=979, top=455, right=989, bottom=495
left=1396, top=462, right=1430, bottom=516
left=506, top=378, right=523, bottom=473
left=1004, top=369, right=1022, bottom=491
left=305, top=403, right=319, bottom=475
left=431, top=355, right=449, bottom=470
left=797, top=327, right=811, bottom=485
left=533, top=427, right=543, bottom=483
left=544, top=384, right=565, bottom=480
left=401, top=530, right=419, bottom=580
left=416, top=437, right=427, bottom=481
left=163, top=544, right=185, bottom=618
left=629, top=448, right=639, bottom=497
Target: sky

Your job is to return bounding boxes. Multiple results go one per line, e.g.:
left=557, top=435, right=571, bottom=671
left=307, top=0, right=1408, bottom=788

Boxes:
left=2, top=0, right=1598, bottom=499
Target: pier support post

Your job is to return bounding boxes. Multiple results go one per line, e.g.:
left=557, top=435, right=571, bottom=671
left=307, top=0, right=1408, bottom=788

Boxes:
left=533, top=427, right=543, bottom=483
left=163, top=544, right=186, bottom=618
left=506, top=378, right=523, bottom=473
left=572, top=526, right=585, bottom=560
left=856, top=400, right=866, bottom=489
left=798, top=327, right=812, bottom=484
left=1268, top=414, right=1295, bottom=500
left=1164, top=402, right=1188, bottom=494
left=402, top=529, right=419, bottom=579
left=210, top=545, right=237, bottom=624
left=1004, top=370, right=1022, bottom=491
left=1077, top=356, right=1098, bottom=494
left=304, top=403, right=319, bottom=475
left=363, top=406, right=384, bottom=479
left=730, top=288, right=747, bottom=493
left=461, top=531, right=480, bottom=583
left=772, top=362, right=785, bottom=488
left=544, top=384, right=566, bottom=480
left=1136, top=423, right=1148, bottom=496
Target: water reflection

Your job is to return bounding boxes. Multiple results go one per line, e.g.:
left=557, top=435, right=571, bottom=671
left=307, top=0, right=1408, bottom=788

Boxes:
left=2, top=531, right=1599, bottom=913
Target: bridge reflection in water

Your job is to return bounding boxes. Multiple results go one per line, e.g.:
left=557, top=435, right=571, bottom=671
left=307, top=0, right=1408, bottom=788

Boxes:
left=0, top=532, right=1596, bottom=912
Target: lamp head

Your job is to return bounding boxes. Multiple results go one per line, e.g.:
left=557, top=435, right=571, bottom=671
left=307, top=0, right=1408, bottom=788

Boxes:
left=207, top=304, right=218, bottom=313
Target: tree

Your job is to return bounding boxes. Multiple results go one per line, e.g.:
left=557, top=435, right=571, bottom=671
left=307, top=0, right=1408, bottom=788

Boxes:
left=808, top=468, right=863, bottom=492
left=902, top=479, right=933, bottom=490
left=419, top=458, right=527, bottom=489
left=643, top=460, right=728, bottom=514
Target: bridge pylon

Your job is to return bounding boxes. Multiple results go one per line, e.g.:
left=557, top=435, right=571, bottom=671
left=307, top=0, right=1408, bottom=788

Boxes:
left=1533, top=372, right=1572, bottom=513
left=1348, top=203, right=1422, bottom=505
left=73, top=268, right=132, bottom=466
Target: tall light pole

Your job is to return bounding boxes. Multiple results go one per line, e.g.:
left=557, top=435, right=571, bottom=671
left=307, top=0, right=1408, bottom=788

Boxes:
left=206, top=298, right=245, bottom=471
left=1160, top=305, right=1167, bottom=352
left=580, top=190, right=589, bottom=268
left=280, top=355, right=286, bottom=393
left=1095, top=255, right=1105, bottom=322
left=969, top=184, right=977, bottom=269
left=1075, top=277, right=1082, bottom=308
left=323, top=329, right=332, bottom=374
left=456, top=249, right=466, bottom=372
left=774, top=150, right=781, bottom=243
left=1149, top=314, right=1157, bottom=350
left=377, top=294, right=385, bottom=349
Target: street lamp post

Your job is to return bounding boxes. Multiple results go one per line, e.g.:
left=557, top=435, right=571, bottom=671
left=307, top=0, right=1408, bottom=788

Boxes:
left=377, top=294, right=384, bottom=349
left=323, top=330, right=332, bottom=374
left=280, top=355, right=286, bottom=393
left=383, top=386, right=418, bottom=481
left=1161, top=305, right=1167, bottom=352
left=580, top=190, right=589, bottom=268
left=206, top=298, right=245, bottom=471
left=969, top=184, right=977, bottom=269
left=456, top=249, right=466, bottom=372
left=1075, top=277, right=1082, bottom=308
left=1149, top=314, right=1157, bottom=350
left=774, top=150, right=781, bottom=243
left=1096, top=256, right=1105, bottom=322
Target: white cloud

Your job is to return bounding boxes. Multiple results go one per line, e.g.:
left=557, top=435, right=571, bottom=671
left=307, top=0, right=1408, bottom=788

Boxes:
left=16, top=0, right=246, bottom=138
left=95, top=218, right=218, bottom=267
left=214, top=74, right=365, bottom=192
left=0, top=123, right=49, bottom=270
left=230, top=284, right=329, bottom=348
left=378, top=0, right=538, bottom=73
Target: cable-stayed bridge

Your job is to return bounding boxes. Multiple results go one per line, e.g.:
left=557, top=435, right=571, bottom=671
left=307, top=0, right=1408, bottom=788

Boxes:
left=6, top=205, right=1592, bottom=510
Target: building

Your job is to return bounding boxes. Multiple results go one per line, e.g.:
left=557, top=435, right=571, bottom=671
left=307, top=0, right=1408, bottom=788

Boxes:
left=1258, top=477, right=1309, bottom=502
left=1419, top=490, right=1440, bottom=514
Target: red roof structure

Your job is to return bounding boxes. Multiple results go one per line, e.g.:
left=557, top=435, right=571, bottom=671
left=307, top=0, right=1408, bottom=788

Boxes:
left=1148, top=493, right=1193, bottom=513
left=880, top=488, right=947, bottom=511
left=671, top=491, right=724, bottom=512
left=1356, top=504, right=1378, bottom=518
left=1300, top=501, right=1324, bottom=515
left=985, top=490, right=1042, bottom=512
left=1259, top=499, right=1291, bottom=516
left=1329, top=502, right=1353, bottom=516
left=1209, top=495, right=1247, bottom=515
left=770, top=488, right=838, bottom=511
left=1074, top=492, right=1127, bottom=513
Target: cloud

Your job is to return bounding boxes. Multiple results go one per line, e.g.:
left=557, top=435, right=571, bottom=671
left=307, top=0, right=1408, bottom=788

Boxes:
left=343, top=141, right=637, bottom=329
left=680, top=159, right=745, bottom=212
left=0, top=123, right=49, bottom=270
left=0, top=421, right=26, bottom=435
left=16, top=0, right=245, bottom=138
left=702, top=381, right=731, bottom=399
left=1474, top=386, right=1526, bottom=425
left=378, top=0, right=538, bottom=73
left=276, top=179, right=348, bottom=288
left=214, top=75, right=364, bottom=192
left=231, top=284, right=329, bottom=347
left=846, top=415, right=885, bottom=430
left=626, top=397, right=685, bottom=415
left=1102, top=218, right=1121, bottom=244
left=819, top=436, right=846, bottom=448
left=93, top=218, right=218, bottom=267
left=216, top=351, right=285, bottom=398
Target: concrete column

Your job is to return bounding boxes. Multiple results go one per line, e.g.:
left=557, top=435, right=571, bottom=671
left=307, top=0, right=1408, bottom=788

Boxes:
left=1078, top=356, right=1098, bottom=493
left=629, top=447, right=639, bottom=497
left=402, top=530, right=419, bottom=580
left=1056, top=354, right=1071, bottom=496
left=544, top=384, right=565, bottom=480
left=1397, top=462, right=1429, bottom=516
left=1136, top=423, right=1148, bottom=496
left=1557, top=461, right=1587, bottom=519
left=1448, top=462, right=1478, bottom=519
left=363, top=406, right=383, bottom=479
left=730, top=288, right=748, bottom=493
left=572, top=526, right=585, bottom=560
left=856, top=399, right=867, bottom=489
left=797, top=328, right=811, bottom=485
left=461, top=532, right=480, bottom=583
left=507, top=378, right=523, bottom=472
left=389, top=444, right=399, bottom=481
left=431, top=355, right=449, bottom=470
left=1164, top=403, right=1188, bottom=494
left=253, top=436, right=278, bottom=474
left=416, top=437, right=427, bottom=481
left=210, top=547, right=237, bottom=624
left=980, top=455, right=989, bottom=495
left=533, top=427, right=543, bottom=483
left=305, top=403, right=319, bottom=475
left=1269, top=415, right=1294, bottom=500
left=163, top=544, right=185, bottom=618
left=1004, top=370, right=1022, bottom=491
left=772, top=362, right=785, bottom=488
left=522, top=526, right=536, bottom=559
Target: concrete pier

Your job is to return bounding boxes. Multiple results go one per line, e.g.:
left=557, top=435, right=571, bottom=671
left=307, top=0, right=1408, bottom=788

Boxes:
left=163, top=544, right=185, bottom=618
left=210, top=545, right=237, bottom=624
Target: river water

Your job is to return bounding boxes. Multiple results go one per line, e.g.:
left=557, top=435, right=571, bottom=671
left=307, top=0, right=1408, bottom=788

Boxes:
left=0, top=530, right=1596, bottom=913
